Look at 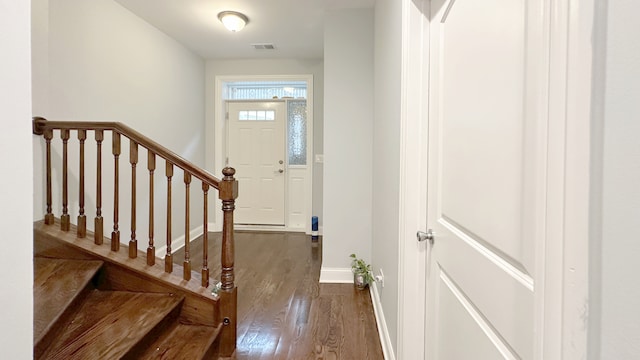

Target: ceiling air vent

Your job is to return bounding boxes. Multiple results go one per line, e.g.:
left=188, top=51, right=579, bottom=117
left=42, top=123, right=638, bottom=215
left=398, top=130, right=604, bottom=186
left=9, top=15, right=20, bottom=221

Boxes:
left=251, top=43, right=276, bottom=50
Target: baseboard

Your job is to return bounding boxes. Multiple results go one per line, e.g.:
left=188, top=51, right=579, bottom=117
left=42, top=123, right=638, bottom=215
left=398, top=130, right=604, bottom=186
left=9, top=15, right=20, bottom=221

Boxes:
left=319, top=267, right=353, bottom=283
left=370, top=281, right=396, bottom=360
left=156, top=225, right=204, bottom=257
left=235, top=224, right=306, bottom=233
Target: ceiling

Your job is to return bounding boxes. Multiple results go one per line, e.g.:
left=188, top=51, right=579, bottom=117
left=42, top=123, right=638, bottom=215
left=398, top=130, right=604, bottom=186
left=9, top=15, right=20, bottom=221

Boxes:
left=114, top=0, right=375, bottom=60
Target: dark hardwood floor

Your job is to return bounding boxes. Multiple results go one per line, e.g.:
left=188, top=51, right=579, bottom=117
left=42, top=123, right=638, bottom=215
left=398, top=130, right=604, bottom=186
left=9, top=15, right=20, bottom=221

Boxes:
left=175, top=231, right=384, bottom=360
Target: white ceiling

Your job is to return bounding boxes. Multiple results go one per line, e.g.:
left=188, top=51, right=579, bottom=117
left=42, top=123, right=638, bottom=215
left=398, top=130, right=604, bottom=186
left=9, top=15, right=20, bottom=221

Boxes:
left=114, top=0, right=375, bottom=60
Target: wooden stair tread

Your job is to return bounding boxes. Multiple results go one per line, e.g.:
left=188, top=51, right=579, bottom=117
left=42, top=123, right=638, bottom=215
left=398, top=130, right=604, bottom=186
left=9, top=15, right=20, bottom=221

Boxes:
left=33, top=257, right=103, bottom=344
left=41, top=290, right=183, bottom=360
left=134, top=322, right=223, bottom=359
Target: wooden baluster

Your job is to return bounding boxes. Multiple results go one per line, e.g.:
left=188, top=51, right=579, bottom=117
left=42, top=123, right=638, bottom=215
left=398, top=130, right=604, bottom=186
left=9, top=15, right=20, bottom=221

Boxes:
left=60, top=129, right=70, bottom=231
left=218, top=167, right=238, bottom=357
left=219, top=167, right=238, bottom=291
left=129, top=140, right=138, bottom=258
left=94, top=130, right=104, bottom=244
left=147, top=151, right=156, bottom=266
left=44, top=129, right=54, bottom=225
left=77, top=130, right=87, bottom=238
left=201, top=182, right=209, bottom=287
left=165, top=162, right=174, bottom=273
left=111, top=133, right=121, bottom=251
left=183, top=172, right=192, bottom=281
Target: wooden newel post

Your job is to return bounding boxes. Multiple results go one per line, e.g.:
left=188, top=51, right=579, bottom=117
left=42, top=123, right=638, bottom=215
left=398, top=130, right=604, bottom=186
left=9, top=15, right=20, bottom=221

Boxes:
left=219, top=167, right=238, bottom=291
left=218, top=167, right=238, bottom=358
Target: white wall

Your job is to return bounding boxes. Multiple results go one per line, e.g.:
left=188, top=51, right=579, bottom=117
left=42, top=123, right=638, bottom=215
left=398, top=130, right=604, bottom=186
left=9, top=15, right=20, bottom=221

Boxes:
left=0, top=0, right=34, bottom=356
left=322, top=9, right=374, bottom=278
left=594, top=0, right=640, bottom=358
left=32, top=0, right=206, bottom=251
left=372, top=0, right=402, bottom=353
left=204, top=58, right=324, bottom=228
left=32, top=0, right=48, bottom=222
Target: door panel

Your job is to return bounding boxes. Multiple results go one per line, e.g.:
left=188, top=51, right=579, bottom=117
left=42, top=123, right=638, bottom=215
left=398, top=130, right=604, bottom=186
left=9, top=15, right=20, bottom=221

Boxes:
left=259, top=129, right=275, bottom=164
left=237, top=129, right=253, bottom=165
left=228, top=101, right=286, bottom=225
left=288, top=172, right=305, bottom=228
left=426, top=0, right=546, bottom=359
left=439, top=0, right=529, bottom=269
left=436, top=271, right=510, bottom=359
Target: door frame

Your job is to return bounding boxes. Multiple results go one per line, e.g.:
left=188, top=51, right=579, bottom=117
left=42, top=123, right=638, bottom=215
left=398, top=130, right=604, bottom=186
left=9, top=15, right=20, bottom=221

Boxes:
left=396, top=1, right=430, bottom=359
left=396, top=0, right=594, bottom=358
left=210, top=75, right=314, bottom=233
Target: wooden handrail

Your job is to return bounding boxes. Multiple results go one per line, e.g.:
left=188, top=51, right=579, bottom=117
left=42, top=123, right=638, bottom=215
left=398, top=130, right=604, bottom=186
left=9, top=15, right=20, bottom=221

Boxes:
left=33, top=116, right=238, bottom=357
left=33, top=117, right=221, bottom=189
left=32, top=116, right=238, bottom=282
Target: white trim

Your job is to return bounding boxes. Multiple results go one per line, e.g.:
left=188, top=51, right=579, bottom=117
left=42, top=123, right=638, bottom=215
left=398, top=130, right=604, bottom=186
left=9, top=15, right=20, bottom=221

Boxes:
left=370, top=281, right=396, bottom=360
left=234, top=224, right=304, bottom=233
left=558, top=0, right=594, bottom=357
left=212, top=75, right=314, bottom=234
left=541, top=0, right=594, bottom=358
left=319, top=267, right=353, bottom=283
left=528, top=0, right=553, bottom=357
left=397, top=0, right=430, bottom=359
left=156, top=225, right=204, bottom=256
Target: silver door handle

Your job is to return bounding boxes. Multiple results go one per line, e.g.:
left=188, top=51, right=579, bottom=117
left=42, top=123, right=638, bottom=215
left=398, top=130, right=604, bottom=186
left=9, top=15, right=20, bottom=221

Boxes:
left=417, top=229, right=435, bottom=243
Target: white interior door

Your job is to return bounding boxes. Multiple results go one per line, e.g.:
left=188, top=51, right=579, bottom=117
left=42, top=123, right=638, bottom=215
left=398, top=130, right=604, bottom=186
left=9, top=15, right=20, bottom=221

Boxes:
left=425, top=0, right=548, bottom=358
left=228, top=101, right=286, bottom=225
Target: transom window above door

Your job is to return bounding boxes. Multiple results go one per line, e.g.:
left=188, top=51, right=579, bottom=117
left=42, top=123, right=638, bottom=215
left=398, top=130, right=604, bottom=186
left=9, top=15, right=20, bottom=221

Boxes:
left=226, top=80, right=307, bottom=100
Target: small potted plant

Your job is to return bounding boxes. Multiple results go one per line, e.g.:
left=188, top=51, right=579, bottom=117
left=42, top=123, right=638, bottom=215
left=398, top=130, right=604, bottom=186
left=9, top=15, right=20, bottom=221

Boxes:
left=350, top=253, right=374, bottom=290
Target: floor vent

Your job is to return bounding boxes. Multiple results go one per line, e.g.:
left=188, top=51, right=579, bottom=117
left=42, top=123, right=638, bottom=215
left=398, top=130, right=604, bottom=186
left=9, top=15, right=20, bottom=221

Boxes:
left=251, top=43, right=276, bottom=50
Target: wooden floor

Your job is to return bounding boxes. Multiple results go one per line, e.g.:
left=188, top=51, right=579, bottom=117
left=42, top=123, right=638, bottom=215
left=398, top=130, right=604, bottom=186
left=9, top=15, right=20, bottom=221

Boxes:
left=175, top=231, right=384, bottom=360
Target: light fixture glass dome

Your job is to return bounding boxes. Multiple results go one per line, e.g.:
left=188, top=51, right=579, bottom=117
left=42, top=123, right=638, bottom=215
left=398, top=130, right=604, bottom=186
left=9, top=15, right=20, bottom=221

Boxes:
left=218, top=11, right=248, bottom=32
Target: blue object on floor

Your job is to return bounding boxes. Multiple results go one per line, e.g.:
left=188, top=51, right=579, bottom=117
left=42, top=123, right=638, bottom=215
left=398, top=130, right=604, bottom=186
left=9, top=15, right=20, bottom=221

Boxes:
left=311, top=216, right=319, bottom=242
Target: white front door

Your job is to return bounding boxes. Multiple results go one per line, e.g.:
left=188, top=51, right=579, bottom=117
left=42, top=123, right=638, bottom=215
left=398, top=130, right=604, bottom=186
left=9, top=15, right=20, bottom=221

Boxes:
left=425, top=0, right=548, bottom=358
left=228, top=101, right=286, bottom=225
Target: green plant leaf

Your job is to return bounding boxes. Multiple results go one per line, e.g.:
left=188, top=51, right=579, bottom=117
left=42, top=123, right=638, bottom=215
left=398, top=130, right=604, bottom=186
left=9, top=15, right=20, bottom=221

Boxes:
left=349, top=253, right=374, bottom=284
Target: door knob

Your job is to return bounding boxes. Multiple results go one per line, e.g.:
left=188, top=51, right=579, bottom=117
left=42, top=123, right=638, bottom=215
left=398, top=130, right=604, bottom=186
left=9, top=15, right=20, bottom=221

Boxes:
left=417, top=229, right=435, bottom=243
left=279, top=160, right=284, bottom=164
left=278, top=169, right=284, bottom=173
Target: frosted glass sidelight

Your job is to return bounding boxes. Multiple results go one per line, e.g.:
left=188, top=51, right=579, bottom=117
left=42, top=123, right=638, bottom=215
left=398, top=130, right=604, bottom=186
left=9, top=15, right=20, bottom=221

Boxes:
left=288, top=100, right=307, bottom=165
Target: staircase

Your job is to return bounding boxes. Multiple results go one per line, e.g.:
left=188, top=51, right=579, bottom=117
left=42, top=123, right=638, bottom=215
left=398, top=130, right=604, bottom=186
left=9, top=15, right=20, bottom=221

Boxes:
left=34, top=221, right=224, bottom=359
left=32, top=118, right=239, bottom=359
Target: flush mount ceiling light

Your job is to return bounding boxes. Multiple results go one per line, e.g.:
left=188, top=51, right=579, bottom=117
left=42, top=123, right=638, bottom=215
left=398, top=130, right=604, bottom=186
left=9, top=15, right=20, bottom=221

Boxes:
left=218, top=11, right=249, bottom=32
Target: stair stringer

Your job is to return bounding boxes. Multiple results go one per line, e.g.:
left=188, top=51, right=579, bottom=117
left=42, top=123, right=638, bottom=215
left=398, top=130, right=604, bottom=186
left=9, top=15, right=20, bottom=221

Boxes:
left=34, top=220, right=220, bottom=327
